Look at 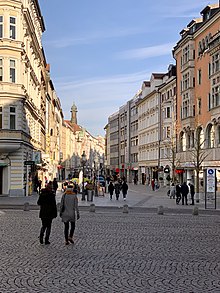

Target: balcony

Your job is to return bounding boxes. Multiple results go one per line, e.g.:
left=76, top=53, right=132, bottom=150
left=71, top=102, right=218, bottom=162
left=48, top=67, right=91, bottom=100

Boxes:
left=0, top=129, right=31, bottom=152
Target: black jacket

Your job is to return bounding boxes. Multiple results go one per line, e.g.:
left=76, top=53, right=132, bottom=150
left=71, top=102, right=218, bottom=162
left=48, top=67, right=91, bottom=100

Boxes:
left=121, top=182, right=128, bottom=194
left=181, top=183, right=189, bottom=196
left=37, top=188, right=57, bottom=219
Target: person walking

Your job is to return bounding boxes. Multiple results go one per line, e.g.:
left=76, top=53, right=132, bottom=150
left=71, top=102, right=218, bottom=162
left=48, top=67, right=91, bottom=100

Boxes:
left=60, top=185, right=80, bottom=245
left=37, top=182, right=57, bottom=245
left=53, top=178, right=58, bottom=194
left=114, top=181, right=121, bottom=200
left=108, top=181, right=114, bottom=200
left=170, top=183, right=176, bottom=199
left=121, top=180, right=128, bottom=201
left=176, top=183, right=182, bottom=204
left=189, top=183, right=195, bottom=205
left=151, top=179, right=155, bottom=191
left=181, top=182, right=189, bottom=205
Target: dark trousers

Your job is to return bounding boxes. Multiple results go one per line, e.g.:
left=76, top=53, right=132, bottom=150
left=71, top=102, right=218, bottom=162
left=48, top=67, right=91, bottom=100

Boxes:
left=191, top=194, right=195, bottom=205
left=64, top=221, right=76, bottom=241
left=109, top=192, right=113, bottom=199
left=40, top=218, right=52, bottom=241
left=176, top=195, right=181, bottom=204
left=182, top=194, right=188, bottom=205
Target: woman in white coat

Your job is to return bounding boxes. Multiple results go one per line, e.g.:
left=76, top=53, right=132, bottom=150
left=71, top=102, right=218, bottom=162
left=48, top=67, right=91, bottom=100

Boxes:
left=60, top=185, right=80, bottom=245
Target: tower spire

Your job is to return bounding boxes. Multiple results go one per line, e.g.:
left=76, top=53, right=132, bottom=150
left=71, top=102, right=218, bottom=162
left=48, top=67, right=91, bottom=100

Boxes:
left=70, top=102, right=78, bottom=124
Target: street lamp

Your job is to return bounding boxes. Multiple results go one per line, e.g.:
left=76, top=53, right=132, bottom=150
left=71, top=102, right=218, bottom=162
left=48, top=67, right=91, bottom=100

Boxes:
left=81, top=151, right=86, bottom=201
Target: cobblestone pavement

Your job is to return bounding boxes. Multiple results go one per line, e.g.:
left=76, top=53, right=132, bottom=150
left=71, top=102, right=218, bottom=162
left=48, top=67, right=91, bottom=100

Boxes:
left=0, top=209, right=220, bottom=293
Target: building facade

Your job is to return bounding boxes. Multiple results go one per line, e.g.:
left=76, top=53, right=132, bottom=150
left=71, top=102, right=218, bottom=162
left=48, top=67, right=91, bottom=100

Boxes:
left=0, top=0, right=47, bottom=196
left=0, top=1, right=105, bottom=196
left=173, top=3, right=220, bottom=194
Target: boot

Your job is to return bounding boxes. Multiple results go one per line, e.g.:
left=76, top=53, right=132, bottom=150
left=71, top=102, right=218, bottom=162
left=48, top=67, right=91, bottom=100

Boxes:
left=45, top=227, right=51, bottom=244
left=39, top=227, right=44, bottom=244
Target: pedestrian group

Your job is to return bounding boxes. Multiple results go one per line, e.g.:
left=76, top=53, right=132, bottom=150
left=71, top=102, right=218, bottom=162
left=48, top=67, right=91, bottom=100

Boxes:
left=37, top=180, right=80, bottom=246
left=168, top=182, right=195, bottom=206
left=107, top=178, right=128, bottom=201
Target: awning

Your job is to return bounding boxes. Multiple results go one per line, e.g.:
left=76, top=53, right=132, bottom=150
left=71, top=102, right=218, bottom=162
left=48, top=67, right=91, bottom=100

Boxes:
left=0, top=163, right=7, bottom=167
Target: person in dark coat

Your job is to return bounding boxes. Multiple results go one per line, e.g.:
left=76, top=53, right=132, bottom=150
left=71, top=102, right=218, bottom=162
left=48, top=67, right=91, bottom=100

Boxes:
left=121, top=180, right=128, bottom=201
left=37, top=182, right=57, bottom=245
left=181, top=182, right=189, bottom=205
left=53, top=178, right=58, bottom=194
left=60, top=185, right=80, bottom=245
left=176, top=183, right=182, bottom=204
left=108, top=181, right=114, bottom=200
left=114, top=181, right=121, bottom=200
left=189, top=183, right=195, bottom=205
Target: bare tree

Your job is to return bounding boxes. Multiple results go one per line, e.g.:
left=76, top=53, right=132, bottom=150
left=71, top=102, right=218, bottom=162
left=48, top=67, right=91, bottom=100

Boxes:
left=163, top=136, right=180, bottom=183
left=190, top=136, right=209, bottom=202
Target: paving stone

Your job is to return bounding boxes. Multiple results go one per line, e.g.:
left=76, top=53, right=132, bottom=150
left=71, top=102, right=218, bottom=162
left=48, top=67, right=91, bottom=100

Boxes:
left=0, top=210, right=219, bottom=292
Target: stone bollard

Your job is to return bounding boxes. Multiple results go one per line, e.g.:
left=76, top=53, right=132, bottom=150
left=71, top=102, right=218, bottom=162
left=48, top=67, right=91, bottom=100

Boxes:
left=23, top=202, right=30, bottom=211
left=123, top=204, right=129, bottom=213
left=89, top=203, right=95, bottom=212
left=157, top=205, right=164, bottom=215
left=192, top=206, right=199, bottom=216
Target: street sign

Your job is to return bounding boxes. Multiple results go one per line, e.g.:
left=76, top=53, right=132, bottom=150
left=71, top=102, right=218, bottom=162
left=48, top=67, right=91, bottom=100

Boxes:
left=24, top=161, right=35, bottom=166
left=206, top=168, right=216, bottom=193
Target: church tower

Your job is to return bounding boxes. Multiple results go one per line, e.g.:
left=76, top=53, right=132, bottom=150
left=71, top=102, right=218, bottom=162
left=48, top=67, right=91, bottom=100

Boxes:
left=70, top=102, right=78, bottom=124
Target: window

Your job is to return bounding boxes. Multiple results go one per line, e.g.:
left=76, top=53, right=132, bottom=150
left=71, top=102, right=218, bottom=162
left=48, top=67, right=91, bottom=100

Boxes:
left=198, top=98, right=201, bottom=115
left=198, top=69, right=201, bottom=85
left=0, top=16, right=3, bottom=38
left=182, top=45, right=189, bottom=64
left=10, top=106, right=16, bottom=130
left=211, top=86, right=220, bottom=108
left=166, top=107, right=171, bottom=118
left=179, top=132, right=186, bottom=151
left=10, top=59, right=15, bottom=83
left=212, top=53, right=220, bottom=74
left=10, top=17, right=16, bottom=39
left=207, top=124, right=214, bottom=148
left=166, top=126, right=170, bottom=138
left=182, top=99, right=189, bottom=119
left=0, top=58, right=2, bottom=81
left=0, top=106, right=2, bottom=129
left=218, top=126, right=220, bottom=145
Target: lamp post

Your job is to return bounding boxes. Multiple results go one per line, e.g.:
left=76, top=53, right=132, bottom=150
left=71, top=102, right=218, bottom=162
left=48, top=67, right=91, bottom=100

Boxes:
left=81, top=151, right=86, bottom=201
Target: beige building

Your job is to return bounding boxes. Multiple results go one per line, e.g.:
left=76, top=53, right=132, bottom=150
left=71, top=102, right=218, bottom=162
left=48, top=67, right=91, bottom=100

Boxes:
left=0, top=1, right=105, bottom=197
left=0, top=0, right=47, bottom=196
left=137, top=73, right=166, bottom=185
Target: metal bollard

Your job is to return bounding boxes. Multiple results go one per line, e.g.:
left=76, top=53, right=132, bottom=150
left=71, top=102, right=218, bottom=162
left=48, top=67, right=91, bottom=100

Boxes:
left=89, top=203, right=95, bottom=212
left=157, top=205, right=164, bottom=215
left=23, top=202, right=30, bottom=211
left=192, top=206, right=199, bottom=216
left=123, top=204, right=129, bottom=213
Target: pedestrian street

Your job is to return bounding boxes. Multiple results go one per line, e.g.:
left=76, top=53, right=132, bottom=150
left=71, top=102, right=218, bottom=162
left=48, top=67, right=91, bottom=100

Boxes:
left=0, top=208, right=219, bottom=293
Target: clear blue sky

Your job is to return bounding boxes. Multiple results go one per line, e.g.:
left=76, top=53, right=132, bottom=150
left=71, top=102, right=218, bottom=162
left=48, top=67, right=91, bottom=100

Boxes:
left=39, top=0, right=211, bottom=136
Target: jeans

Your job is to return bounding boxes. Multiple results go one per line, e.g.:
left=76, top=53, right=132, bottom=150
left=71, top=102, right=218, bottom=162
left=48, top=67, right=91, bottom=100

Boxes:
left=40, top=218, right=52, bottom=242
left=64, top=221, right=76, bottom=241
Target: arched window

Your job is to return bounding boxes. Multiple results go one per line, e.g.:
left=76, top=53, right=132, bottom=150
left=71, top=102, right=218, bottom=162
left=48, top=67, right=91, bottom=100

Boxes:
left=179, top=131, right=186, bottom=151
left=217, top=125, right=220, bottom=145
left=207, top=124, right=214, bottom=148
left=196, top=127, right=204, bottom=149
left=187, top=133, right=191, bottom=149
